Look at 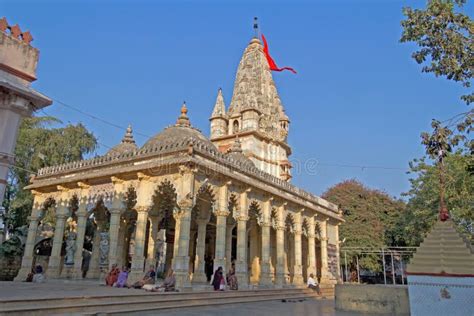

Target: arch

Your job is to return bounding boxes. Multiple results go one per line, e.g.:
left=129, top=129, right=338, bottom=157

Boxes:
left=248, top=200, right=262, bottom=223
left=233, top=120, right=240, bottom=133
left=150, top=179, right=177, bottom=229
left=285, top=213, right=295, bottom=234
left=194, top=183, right=216, bottom=222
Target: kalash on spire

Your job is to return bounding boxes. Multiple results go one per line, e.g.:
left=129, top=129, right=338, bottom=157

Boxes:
left=210, top=18, right=294, bottom=181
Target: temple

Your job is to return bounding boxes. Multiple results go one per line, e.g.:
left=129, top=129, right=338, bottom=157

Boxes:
left=15, top=35, right=344, bottom=290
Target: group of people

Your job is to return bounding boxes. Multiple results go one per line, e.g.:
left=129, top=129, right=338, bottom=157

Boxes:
left=105, top=264, right=321, bottom=295
left=104, top=265, right=176, bottom=292
left=211, top=265, right=238, bottom=291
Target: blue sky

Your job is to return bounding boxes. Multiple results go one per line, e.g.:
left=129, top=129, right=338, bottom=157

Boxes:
left=2, top=0, right=471, bottom=198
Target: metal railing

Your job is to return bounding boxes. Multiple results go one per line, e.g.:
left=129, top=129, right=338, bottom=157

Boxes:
left=340, top=247, right=418, bottom=285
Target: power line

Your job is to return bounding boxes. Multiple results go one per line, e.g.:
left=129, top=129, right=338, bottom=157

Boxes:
left=51, top=98, right=152, bottom=139
left=38, top=98, right=410, bottom=173
left=317, top=162, right=407, bottom=171
left=38, top=108, right=123, bottom=155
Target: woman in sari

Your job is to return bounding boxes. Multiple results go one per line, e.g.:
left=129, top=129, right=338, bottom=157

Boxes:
left=105, top=264, right=120, bottom=286
left=150, top=269, right=176, bottom=292
left=212, top=266, right=225, bottom=291
left=115, top=266, right=129, bottom=288
left=226, top=265, right=238, bottom=290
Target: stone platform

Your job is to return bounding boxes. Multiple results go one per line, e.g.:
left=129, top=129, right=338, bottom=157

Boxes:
left=0, top=280, right=335, bottom=315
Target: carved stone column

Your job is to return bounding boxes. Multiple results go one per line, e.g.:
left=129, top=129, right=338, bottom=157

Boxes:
left=172, top=214, right=181, bottom=265
left=235, top=189, right=249, bottom=288
left=274, top=204, right=286, bottom=288
left=307, top=217, right=317, bottom=278
left=320, top=218, right=331, bottom=284
left=47, top=195, right=69, bottom=278
left=108, top=178, right=126, bottom=269
left=292, top=213, right=304, bottom=285
left=225, top=223, right=235, bottom=269
left=335, top=223, right=342, bottom=283
left=145, top=216, right=159, bottom=269
left=174, top=200, right=192, bottom=289
left=87, top=221, right=104, bottom=279
left=108, top=209, right=122, bottom=269
left=129, top=206, right=149, bottom=282
left=236, top=215, right=248, bottom=289
left=193, top=219, right=208, bottom=283
left=260, top=198, right=273, bottom=286
left=14, top=193, right=44, bottom=281
left=72, top=192, right=89, bottom=279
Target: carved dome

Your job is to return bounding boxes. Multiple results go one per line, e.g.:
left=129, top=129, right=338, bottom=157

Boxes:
left=107, top=125, right=138, bottom=155
left=141, top=103, right=217, bottom=151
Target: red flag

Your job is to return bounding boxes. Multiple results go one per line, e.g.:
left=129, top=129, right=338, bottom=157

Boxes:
left=261, top=34, right=297, bottom=74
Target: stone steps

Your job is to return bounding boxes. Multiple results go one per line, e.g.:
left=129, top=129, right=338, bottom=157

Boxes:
left=0, top=287, right=334, bottom=315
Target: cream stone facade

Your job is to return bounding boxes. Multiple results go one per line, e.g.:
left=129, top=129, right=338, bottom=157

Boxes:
left=15, top=35, right=343, bottom=290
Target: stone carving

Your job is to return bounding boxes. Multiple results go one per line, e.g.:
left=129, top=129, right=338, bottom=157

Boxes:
left=99, top=232, right=109, bottom=266
left=64, top=231, right=76, bottom=265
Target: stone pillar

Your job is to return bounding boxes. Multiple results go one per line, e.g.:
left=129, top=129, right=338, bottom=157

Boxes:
left=108, top=178, right=126, bottom=269
left=320, top=218, right=331, bottom=283
left=72, top=192, right=89, bottom=279
left=234, top=188, right=248, bottom=288
left=87, top=222, right=103, bottom=279
left=145, top=216, right=159, bottom=269
left=174, top=203, right=192, bottom=289
left=274, top=204, right=286, bottom=288
left=214, top=210, right=229, bottom=272
left=108, top=209, right=122, bottom=269
left=259, top=198, right=273, bottom=286
left=307, top=217, right=317, bottom=278
left=172, top=215, right=181, bottom=264
left=292, top=213, right=304, bottom=285
left=225, top=223, right=234, bottom=269
left=236, top=215, right=248, bottom=288
left=193, top=219, right=208, bottom=283
left=335, top=223, right=342, bottom=283
left=129, top=207, right=149, bottom=282
left=14, top=194, right=44, bottom=281
left=214, top=182, right=230, bottom=274
left=47, top=194, right=69, bottom=278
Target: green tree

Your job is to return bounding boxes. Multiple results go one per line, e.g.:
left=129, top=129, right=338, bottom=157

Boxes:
left=400, top=136, right=473, bottom=246
left=401, top=0, right=473, bottom=105
left=3, top=116, right=97, bottom=230
left=322, top=180, right=406, bottom=272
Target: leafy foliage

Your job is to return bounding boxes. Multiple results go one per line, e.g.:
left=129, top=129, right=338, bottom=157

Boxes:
left=3, top=116, right=97, bottom=230
left=401, top=0, right=473, bottom=104
left=322, top=180, right=406, bottom=271
left=401, top=151, right=473, bottom=245
left=0, top=226, right=27, bottom=256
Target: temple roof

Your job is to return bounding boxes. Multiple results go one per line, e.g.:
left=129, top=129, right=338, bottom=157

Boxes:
left=227, top=37, right=285, bottom=139
left=406, top=219, right=474, bottom=276
left=142, top=103, right=217, bottom=151
left=226, top=137, right=255, bottom=169
left=106, top=125, right=138, bottom=156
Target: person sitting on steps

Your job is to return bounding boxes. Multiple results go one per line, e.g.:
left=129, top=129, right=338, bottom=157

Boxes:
left=307, top=273, right=321, bottom=295
left=131, top=265, right=156, bottom=289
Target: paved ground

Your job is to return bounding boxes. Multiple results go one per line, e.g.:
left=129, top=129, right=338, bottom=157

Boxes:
left=0, top=281, right=375, bottom=316
left=148, top=299, right=367, bottom=316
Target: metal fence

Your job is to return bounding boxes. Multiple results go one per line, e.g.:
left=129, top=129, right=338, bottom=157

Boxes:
left=340, top=247, right=418, bottom=285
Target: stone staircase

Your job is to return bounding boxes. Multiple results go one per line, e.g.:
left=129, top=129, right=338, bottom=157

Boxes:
left=0, top=286, right=334, bottom=315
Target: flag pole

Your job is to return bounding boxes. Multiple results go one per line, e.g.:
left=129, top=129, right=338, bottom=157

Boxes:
left=253, top=17, right=259, bottom=39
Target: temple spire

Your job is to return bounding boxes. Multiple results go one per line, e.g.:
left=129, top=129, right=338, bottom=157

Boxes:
left=121, top=124, right=135, bottom=144
left=176, top=102, right=191, bottom=127
left=211, top=88, right=226, bottom=118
